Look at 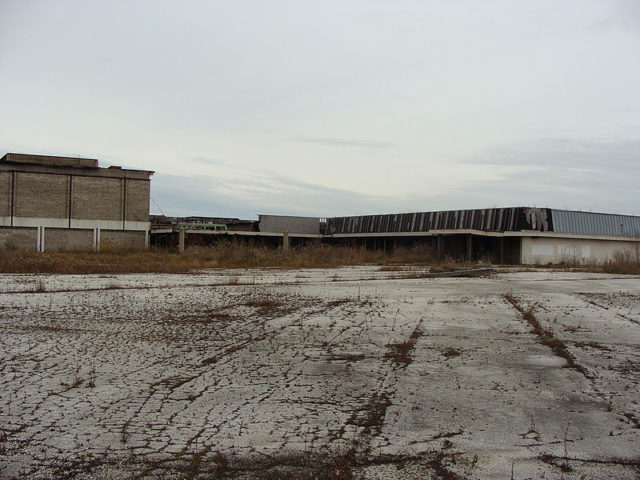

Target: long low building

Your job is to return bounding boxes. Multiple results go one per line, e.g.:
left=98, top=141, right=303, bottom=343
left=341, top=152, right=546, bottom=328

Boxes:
left=2, top=152, right=638, bottom=264
left=150, top=209, right=640, bottom=265
left=325, top=207, right=640, bottom=264
left=1, top=153, right=153, bottom=251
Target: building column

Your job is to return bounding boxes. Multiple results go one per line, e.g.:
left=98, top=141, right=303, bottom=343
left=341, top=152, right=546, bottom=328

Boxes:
left=466, top=234, right=472, bottom=262
left=499, top=237, right=504, bottom=264
left=282, top=231, right=290, bottom=253
left=178, top=229, right=185, bottom=254
left=437, top=235, right=444, bottom=259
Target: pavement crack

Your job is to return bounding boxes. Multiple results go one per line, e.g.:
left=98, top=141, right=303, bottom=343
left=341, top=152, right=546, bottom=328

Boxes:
left=503, top=294, right=592, bottom=379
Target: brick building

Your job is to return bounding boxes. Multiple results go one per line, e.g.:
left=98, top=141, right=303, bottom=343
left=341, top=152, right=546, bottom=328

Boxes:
left=0, top=153, right=153, bottom=251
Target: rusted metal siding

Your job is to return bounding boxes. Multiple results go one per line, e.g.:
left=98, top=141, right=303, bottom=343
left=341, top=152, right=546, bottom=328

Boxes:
left=550, top=210, right=640, bottom=238
left=326, top=207, right=553, bottom=234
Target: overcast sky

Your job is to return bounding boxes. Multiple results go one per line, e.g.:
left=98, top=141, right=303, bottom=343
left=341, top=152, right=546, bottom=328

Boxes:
left=1, top=0, right=639, bottom=218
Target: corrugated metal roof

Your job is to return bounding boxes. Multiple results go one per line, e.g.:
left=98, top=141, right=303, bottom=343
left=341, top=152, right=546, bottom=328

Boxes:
left=550, top=210, right=640, bottom=238
left=326, top=207, right=553, bottom=234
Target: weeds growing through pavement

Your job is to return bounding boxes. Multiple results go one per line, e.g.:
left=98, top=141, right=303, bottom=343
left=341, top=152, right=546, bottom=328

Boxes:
left=384, top=326, right=422, bottom=368
left=503, top=294, right=590, bottom=377
left=34, top=278, right=46, bottom=292
left=442, top=347, right=461, bottom=359
left=346, top=392, right=392, bottom=437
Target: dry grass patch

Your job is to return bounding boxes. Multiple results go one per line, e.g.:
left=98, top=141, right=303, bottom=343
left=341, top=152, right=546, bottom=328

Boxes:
left=600, top=249, right=640, bottom=275
left=0, top=249, right=204, bottom=274
left=553, top=246, right=640, bottom=275
left=0, top=242, right=443, bottom=273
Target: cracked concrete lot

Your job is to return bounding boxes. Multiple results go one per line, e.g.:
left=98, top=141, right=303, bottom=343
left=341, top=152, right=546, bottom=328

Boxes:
left=1, top=267, right=639, bottom=479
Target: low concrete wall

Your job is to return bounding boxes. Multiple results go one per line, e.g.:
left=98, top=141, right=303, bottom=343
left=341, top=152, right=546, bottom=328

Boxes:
left=101, top=230, right=146, bottom=250
left=0, top=227, right=37, bottom=251
left=259, top=215, right=320, bottom=234
left=521, top=236, right=638, bottom=264
left=46, top=228, right=94, bottom=251
left=0, top=226, right=148, bottom=252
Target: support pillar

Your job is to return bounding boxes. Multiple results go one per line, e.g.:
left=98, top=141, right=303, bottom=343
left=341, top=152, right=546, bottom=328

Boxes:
left=282, top=231, right=289, bottom=253
left=499, top=237, right=504, bottom=264
left=466, top=235, right=472, bottom=262
left=178, top=229, right=185, bottom=254
left=36, top=226, right=44, bottom=253
left=437, top=235, right=444, bottom=259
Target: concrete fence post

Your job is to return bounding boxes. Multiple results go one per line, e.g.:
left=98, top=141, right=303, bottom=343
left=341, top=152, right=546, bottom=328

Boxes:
left=37, top=226, right=46, bottom=253
left=36, top=226, right=42, bottom=253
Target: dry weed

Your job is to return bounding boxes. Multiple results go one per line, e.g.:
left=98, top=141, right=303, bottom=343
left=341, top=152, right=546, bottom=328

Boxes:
left=0, top=242, right=442, bottom=274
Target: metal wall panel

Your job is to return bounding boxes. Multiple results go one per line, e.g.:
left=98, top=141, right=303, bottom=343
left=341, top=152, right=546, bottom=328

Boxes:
left=551, top=210, right=640, bottom=238
left=259, top=215, right=320, bottom=234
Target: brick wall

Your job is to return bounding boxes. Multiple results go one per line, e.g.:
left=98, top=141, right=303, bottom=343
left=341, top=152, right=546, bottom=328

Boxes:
left=3, top=170, right=150, bottom=225
left=72, top=176, right=123, bottom=221
left=0, top=172, right=11, bottom=216
left=125, top=179, right=150, bottom=222
left=14, top=172, right=70, bottom=218
left=1, top=160, right=151, bottom=251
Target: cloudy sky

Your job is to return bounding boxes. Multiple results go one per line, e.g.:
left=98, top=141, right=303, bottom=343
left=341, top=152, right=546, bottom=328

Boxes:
left=1, top=0, right=639, bottom=219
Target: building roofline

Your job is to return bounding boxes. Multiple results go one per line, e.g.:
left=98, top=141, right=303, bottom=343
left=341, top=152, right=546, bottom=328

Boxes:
left=0, top=153, right=154, bottom=176
left=328, top=206, right=640, bottom=220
